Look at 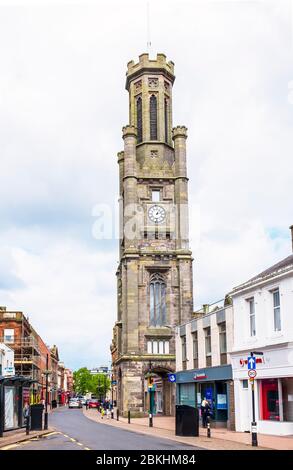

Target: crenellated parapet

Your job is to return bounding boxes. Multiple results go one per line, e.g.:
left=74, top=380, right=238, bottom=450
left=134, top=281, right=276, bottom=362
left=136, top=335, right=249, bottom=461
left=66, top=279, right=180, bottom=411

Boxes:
left=172, top=126, right=188, bottom=140
left=122, top=125, right=137, bottom=139
left=126, top=53, right=175, bottom=90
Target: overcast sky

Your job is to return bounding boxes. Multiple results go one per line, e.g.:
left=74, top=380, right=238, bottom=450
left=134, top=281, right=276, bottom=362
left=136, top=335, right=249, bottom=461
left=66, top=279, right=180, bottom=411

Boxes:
left=0, top=0, right=292, bottom=370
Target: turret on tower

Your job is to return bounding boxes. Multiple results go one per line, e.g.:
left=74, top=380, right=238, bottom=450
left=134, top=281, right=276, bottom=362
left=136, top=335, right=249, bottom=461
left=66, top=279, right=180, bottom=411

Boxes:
left=126, top=53, right=175, bottom=146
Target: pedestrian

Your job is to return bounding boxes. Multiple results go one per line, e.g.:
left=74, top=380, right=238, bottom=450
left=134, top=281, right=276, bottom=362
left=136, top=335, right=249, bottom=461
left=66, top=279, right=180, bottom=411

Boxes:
left=201, top=397, right=211, bottom=428
left=85, top=400, right=88, bottom=410
left=101, top=407, right=105, bottom=419
left=106, top=408, right=110, bottom=419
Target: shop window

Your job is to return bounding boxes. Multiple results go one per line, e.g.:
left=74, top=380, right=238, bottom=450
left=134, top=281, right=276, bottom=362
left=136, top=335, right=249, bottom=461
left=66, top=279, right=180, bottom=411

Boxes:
left=179, top=383, right=196, bottom=407
left=260, top=379, right=280, bottom=421
left=272, top=289, right=281, bottom=332
left=282, top=377, right=293, bottom=422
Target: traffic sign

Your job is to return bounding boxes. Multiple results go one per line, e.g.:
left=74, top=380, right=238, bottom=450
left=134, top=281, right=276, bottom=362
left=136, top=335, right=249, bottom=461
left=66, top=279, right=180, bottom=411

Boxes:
left=168, top=373, right=176, bottom=383
left=248, top=356, right=256, bottom=370
left=248, top=369, right=257, bottom=379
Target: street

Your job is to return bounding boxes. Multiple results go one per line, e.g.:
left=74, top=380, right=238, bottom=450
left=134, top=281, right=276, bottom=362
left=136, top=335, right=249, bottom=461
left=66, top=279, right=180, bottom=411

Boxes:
left=6, top=407, right=201, bottom=450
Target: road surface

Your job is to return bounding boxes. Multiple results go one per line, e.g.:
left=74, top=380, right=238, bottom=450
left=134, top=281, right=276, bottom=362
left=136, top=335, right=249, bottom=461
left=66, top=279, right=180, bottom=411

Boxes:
left=6, top=407, right=201, bottom=450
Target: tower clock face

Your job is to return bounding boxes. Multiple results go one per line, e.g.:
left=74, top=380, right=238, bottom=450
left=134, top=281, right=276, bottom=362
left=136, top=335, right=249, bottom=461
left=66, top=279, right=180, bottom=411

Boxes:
left=148, top=205, right=166, bottom=223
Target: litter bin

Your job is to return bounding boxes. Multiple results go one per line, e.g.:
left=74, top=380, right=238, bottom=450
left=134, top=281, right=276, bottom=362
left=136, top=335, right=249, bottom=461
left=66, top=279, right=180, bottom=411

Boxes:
left=30, top=404, right=44, bottom=431
left=51, top=399, right=57, bottom=409
left=175, top=405, right=199, bottom=437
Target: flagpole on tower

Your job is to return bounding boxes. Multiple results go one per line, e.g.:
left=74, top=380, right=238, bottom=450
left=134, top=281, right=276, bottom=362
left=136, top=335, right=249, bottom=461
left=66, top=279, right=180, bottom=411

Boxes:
left=147, top=1, right=152, bottom=55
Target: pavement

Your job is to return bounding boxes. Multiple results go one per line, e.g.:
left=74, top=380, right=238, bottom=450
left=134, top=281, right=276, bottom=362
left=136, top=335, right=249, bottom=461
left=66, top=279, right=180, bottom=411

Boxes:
left=0, top=428, right=55, bottom=449
left=0, top=406, right=202, bottom=450
left=83, top=409, right=293, bottom=451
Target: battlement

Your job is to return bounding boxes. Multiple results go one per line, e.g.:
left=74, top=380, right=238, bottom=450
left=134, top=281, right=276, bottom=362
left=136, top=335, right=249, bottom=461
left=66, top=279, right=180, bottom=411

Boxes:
left=126, top=53, right=175, bottom=90
left=172, top=126, right=188, bottom=139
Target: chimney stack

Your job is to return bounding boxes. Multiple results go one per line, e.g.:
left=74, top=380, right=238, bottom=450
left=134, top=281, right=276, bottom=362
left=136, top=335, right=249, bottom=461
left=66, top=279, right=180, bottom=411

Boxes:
left=290, top=225, right=293, bottom=253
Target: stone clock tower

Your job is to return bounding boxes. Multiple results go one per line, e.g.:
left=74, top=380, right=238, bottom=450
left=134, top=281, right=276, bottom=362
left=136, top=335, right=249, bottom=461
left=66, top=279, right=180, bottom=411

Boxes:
left=111, top=53, right=193, bottom=416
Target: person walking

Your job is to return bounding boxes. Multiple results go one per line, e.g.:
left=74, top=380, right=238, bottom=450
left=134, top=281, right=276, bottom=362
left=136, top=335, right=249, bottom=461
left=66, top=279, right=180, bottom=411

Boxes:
left=201, top=397, right=211, bottom=428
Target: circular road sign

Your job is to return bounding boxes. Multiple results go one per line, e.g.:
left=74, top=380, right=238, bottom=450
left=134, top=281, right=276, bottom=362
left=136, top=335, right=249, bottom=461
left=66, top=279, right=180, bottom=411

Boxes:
left=248, top=369, right=257, bottom=379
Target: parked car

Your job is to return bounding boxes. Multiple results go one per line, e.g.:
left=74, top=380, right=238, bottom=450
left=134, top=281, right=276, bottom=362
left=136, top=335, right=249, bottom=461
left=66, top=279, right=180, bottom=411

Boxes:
left=68, top=398, right=82, bottom=409
left=88, top=399, right=99, bottom=409
left=79, top=397, right=87, bottom=406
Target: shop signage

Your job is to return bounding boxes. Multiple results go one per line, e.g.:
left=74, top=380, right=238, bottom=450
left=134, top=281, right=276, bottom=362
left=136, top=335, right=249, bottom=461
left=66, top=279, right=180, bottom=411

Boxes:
left=248, top=369, right=257, bottom=379
left=240, top=357, right=263, bottom=367
left=193, top=373, right=207, bottom=380
left=168, top=373, right=176, bottom=383
left=3, top=366, right=15, bottom=377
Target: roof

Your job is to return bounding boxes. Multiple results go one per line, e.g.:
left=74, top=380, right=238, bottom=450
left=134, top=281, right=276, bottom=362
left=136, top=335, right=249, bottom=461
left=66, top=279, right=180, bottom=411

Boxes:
left=232, top=254, right=293, bottom=294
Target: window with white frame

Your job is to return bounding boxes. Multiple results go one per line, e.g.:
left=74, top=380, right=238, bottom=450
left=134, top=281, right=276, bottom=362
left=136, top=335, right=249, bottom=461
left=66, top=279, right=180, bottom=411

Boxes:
left=4, top=329, right=14, bottom=344
left=147, top=339, right=169, bottom=355
left=272, top=289, right=281, bottom=331
left=248, top=298, right=256, bottom=336
left=151, top=189, right=161, bottom=202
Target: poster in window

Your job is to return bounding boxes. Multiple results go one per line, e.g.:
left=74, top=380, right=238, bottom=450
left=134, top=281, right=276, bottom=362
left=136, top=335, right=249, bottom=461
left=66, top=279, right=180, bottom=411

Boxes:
left=217, top=394, right=227, bottom=409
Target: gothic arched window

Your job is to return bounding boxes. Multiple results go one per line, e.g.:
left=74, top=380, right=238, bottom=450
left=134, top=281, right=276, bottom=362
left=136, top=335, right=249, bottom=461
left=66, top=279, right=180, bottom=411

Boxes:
left=137, top=97, right=142, bottom=143
left=150, top=94, right=158, bottom=140
left=164, top=98, right=168, bottom=143
left=150, top=273, right=166, bottom=326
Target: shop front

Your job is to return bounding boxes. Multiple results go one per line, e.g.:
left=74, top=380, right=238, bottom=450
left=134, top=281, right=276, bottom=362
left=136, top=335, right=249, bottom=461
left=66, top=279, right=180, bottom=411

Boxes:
left=232, top=344, right=293, bottom=435
left=0, top=376, right=33, bottom=436
left=176, top=364, right=234, bottom=429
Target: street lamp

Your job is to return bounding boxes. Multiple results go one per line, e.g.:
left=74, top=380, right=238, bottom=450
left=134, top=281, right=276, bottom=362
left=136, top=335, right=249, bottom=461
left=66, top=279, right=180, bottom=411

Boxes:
left=145, top=361, right=155, bottom=427
left=43, top=353, right=52, bottom=430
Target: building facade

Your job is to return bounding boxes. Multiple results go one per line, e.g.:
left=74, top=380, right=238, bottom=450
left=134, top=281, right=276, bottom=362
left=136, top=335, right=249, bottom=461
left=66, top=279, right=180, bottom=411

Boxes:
left=175, top=301, right=235, bottom=429
left=0, top=307, right=64, bottom=406
left=0, top=343, right=14, bottom=377
left=111, top=53, right=194, bottom=416
left=231, top=252, right=293, bottom=435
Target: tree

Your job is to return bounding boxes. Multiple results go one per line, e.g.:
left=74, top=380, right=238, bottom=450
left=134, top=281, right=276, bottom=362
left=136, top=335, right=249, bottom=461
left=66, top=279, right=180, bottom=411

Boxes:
left=73, top=368, right=111, bottom=399
left=73, top=368, right=92, bottom=395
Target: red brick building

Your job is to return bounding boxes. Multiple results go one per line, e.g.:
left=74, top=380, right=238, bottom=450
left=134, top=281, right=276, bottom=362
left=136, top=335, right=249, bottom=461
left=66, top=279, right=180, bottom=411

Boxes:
left=0, top=307, right=60, bottom=404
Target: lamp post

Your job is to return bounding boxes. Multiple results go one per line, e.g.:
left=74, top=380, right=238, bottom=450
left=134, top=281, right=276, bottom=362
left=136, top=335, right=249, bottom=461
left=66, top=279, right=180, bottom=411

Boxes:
left=43, top=353, right=52, bottom=430
left=146, top=361, right=155, bottom=427
left=250, top=351, right=263, bottom=447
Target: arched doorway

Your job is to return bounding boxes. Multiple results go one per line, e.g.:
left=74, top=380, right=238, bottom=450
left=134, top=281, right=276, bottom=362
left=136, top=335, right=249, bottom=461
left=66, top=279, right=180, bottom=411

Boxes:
left=143, top=364, right=175, bottom=416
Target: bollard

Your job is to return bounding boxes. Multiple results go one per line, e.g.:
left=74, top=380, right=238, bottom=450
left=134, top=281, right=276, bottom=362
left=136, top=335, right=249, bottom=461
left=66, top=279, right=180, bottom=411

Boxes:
left=117, top=409, right=119, bottom=421
left=207, top=416, right=211, bottom=438
left=26, top=416, right=30, bottom=435
left=149, top=413, right=153, bottom=428
left=128, top=410, right=131, bottom=424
